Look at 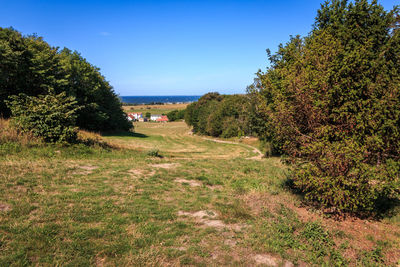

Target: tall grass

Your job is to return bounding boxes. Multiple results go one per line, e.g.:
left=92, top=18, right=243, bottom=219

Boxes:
left=0, top=118, right=41, bottom=146
left=0, top=118, right=113, bottom=149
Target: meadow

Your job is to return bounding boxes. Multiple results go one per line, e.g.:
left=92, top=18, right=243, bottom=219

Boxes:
left=123, top=103, right=188, bottom=116
left=0, top=121, right=399, bottom=266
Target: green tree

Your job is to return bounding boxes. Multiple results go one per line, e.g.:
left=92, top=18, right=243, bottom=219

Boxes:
left=0, top=27, right=68, bottom=117
left=59, top=48, right=131, bottom=131
left=252, top=0, right=400, bottom=213
left=0, top=27, right=131, bottom=132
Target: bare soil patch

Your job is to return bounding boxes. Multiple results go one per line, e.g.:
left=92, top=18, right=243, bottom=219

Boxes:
left=174, top=178, right=202, bottom=187
left=202, top=137, right=264, bottom=160
left=253, top=254, right=295, bottom=267
left=128, top=169, right=155, bottom=178
left=95, top=256, right=106, bottom=267
left=151, top=163, right=179, bottom=169
left=71, top=165, right=99, bottom=175
left=207, top=185, right=223, bottom=191
left=177, top=210, right=245, bottom=231
left=246, top=147, right=264, bottom=160
left=0, top=203, right=11, bottom=212
left=253, top=254, right=278, bottom=266
left=224, top=239, right=237, bottom=247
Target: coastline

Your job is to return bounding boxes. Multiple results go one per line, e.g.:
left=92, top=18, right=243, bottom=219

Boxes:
left=120, top=95, right=200, bottom=105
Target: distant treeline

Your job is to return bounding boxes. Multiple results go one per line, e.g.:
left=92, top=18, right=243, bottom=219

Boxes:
left=185, top=0, right=400, bottom=215
left=122, top=102, right=165, bottom=106
left=167, top=109, right=185, bottom=122
left=0, top=27, right=131, bottom=132
left=185, top=93, right=253, bottom=138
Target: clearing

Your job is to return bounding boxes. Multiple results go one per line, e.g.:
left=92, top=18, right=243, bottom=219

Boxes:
left=0, top=122, right=399, bottom=266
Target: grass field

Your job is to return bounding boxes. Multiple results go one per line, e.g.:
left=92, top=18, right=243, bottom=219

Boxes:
left=123, top=103, right=188, bottom=115
left=1, top=122, right=399, bottom=266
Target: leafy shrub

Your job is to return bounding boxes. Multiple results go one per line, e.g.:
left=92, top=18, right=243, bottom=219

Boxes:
left=147, top=148, right=162, bottom=158
left=6, top=91, right=80, bottom=143
left=252, top=0, right=400, bottom=213
left=259, top=140, right=273, bottom=157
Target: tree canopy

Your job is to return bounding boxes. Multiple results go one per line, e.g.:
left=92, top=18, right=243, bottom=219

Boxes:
left=185, top=93, right=251, bottom=138
left=250, top=0, right=400, bottom=213
left=0, top=27, right=131, bottom=132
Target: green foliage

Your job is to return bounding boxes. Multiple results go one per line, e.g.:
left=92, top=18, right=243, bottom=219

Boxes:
left=0, top=27, right=131, bottom=132
left=147, top=148, right=162, bottom=157
left=59, top=49, right=131, bottom=131
left=0, top=28, right=68, bottom=118
left=166, top=109, right=185, bottom=121
left=6, top=91, right=80, bottom=143
left=145, top=112, right=151, bottom=119
left=360, top=240, right=390, bottom=266
left=251, top=0, right=400, bottom=213
left=184, top=93, right=251, bottom=138
left=252, top=205, right=347, bottom=265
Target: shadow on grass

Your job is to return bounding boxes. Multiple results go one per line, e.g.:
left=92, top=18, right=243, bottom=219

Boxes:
left=374, top=197, right=400, bottom=220
left=102, top=131, right=148, bottom=138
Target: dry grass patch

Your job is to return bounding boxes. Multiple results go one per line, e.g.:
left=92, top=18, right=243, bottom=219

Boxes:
left=0, top=118, right=41, bottom=146
left=123, top=103, right=188, bottom=112
left=151, top=163, right=180, bottom=169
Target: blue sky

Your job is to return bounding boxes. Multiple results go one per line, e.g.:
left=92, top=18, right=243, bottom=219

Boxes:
left=1, top=0, right=398, bottom=96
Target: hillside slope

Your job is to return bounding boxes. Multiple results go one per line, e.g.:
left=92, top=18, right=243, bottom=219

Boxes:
left=0, top=122, right=399, bottom=266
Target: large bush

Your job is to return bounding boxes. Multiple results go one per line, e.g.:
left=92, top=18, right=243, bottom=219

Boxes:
left=6, top=91, right=80, bottom=143
left=185, top=93, right=251, bottom=138
left=252, top=0, right=400, bottom=213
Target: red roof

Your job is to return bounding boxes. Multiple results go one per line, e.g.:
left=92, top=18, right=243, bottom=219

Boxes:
left=156, top=115, right=169, bottom=122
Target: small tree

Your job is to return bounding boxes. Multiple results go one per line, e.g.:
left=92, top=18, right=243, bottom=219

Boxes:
left=6, top=91, right=80, bottom=143
left=145, top=112, right=151, bottom=119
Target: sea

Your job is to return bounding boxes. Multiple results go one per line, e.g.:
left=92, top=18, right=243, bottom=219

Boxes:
left=120, top=95, right=201, bottom=105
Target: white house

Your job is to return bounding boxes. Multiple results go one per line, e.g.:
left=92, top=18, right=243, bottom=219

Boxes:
left=127, top=112, right=143, bottom=121
left=150, top=114, right=162, bottom=121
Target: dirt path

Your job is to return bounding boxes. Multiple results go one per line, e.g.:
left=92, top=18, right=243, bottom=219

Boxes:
left=201, top=137, right=264, bottom=160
